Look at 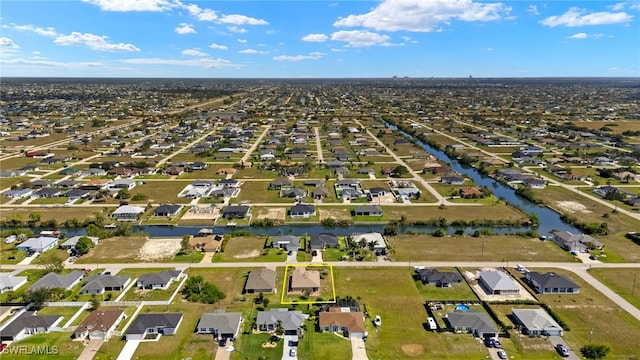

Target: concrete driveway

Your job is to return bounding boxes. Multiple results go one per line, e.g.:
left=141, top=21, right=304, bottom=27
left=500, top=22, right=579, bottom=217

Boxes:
left=350, top=337, right=368, bottom=360
left=311, top=250, right=323, bottom=263
left=77, top=340, right=103, bottom=360
left=286, top=251, right=297, bottom=263
left=116, top=340, right=141, bottom=360
left=282, top=335, right=298, bottom=360
left=549, top=336, right=580, bottom=360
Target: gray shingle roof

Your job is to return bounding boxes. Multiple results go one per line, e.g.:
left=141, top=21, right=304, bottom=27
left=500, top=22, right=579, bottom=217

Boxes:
left=245, top=268, right=276, bottom=292
left=197, top=310, right=242, bottom=335
left=29, top=270, right=84, bottom=291
left=1, top=311, right=62, bottom=339
left=126, top=313, right=183, bottom=335
left=256, top=309, right=305, bottom=332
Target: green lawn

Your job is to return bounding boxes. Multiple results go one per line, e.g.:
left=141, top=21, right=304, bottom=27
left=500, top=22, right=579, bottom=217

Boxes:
left=297, top=323, right=352, bottom=360
left=588, top=268, right=640, bottom=310
left=4, top=331, right=84, bottom=360
left=232, top=332, right=284, bottom=360
left=213, top=235, right=287, bottom=263
left=75, top=236, right=148, bottom=264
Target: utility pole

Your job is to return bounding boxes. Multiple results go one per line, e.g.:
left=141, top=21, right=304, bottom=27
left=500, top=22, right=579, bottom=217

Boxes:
left=632, top=272, right=637, bottom=295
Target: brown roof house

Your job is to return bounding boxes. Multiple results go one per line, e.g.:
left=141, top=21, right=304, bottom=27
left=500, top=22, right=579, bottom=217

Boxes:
left=288, top=267, right=320, bottom=295
left=73, top=309, right=126, bottom=341
left=244, top=268, right=277, bottom=294
left=319, top=308, right=366, bottom=339
left=189, top=229, right=222, bottom=252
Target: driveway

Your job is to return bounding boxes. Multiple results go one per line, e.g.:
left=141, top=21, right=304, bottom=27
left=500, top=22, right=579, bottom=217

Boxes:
left=77, top=340, right=103, bottom=360
left=214, top=340, right=231, bottom=360
left=282, top=335, right=298, bottom=360
left=350, top=337, right=368, bottom=360
left=311, top=250, right=323, bottom=263
left=549, top=336, right=580, bottom=360
left=286, top=251, right=297, bottom=263
left=116, top=340, right=141, bottom=360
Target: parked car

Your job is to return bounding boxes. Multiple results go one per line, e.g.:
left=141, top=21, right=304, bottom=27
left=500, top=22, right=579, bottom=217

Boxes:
left=497, top=349, right=507, bottom=359
left=289, top=348, right=297, bottom=356
left=589, top=255, right=597, bottom=260
left=219, top=338, right=227, bottom=346
left=556, top=344, right=570, bottom=357
left=493, top=339, right=502, bottom=348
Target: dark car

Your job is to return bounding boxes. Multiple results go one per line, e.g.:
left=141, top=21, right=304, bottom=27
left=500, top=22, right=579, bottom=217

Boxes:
left=219, top=338, right=227, bottom=347
left=484, top=338, right=494, bottom=348
left=556, top=343, right=570, bottom=357
left=589, top=255, right=597, bottom=260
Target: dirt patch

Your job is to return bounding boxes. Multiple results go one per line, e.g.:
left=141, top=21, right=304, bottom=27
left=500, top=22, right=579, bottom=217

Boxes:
left=233, top=249, right=261, bottom=259
left=255, top=207, right=286, bottom=221
left=555, top=201, right=592, bottom=214
left=137, top=238, right=181, bottom=261
left=319, top=208, right=352, bottom=221
left=401, top=344, right=424, bottom=357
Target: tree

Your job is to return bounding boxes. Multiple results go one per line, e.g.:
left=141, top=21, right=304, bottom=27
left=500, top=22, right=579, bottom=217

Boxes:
left=580, top=344, right=610, bottom=360
left=39, top=251, right=64, bottom=274
left=383, top=225, right=398, bottom=237
left=275, top=320, right=285, bottom=336
left=115, top=188, right=131, bottom=200
left=90, top=294, right=101, bottom=310
left=23, top=288, right=56, bottom=309
left=28, top=212, right=41, bottom=226
left=180, top=235, right=191, bottom=254
left=75, top=236, right=95, bottom=255
left=182, top=275, right=226, bottom=304
left=392, top=165, right=409, bottom=177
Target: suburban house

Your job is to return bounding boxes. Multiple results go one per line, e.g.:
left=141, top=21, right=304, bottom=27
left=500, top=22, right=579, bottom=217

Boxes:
left=446, top=311, right=499, bottom=339
left=353, top=205, right=383, bottom=217
left=289, top=204, right=316, bottom=218
left=60, top=236, right=99, bottom=250
left=124, top=313, right=183, bottom=340
left=525, top=272, right=580, bottom=294
left=440, top=176, right=466, bottom=185
left=272, top=235, right=300, bottom=252
left=309, top=233, right=339, bottom=250
left=136, top=270, right=184, bottom=290
left=522, top=178, right=546, bottom=189
left=189, top=230, right=223, bottom=252
left=110, top=205, right=146, bottom=222
left=0, top=273, right=28, bottom=293
left=416, top=269, right=463, bottom=287
left=288, top=267, right=320, bottom=294
left=153, top=204, right=183, bottom=217
left=351, top=232, right=387, bottom=254
left=244, top=268, right=277, bottom=294
left=0, top=311, right=63, bottom=342
left=73, top=309, right=126, bottom=341
left=80, top=274, right=132, bottom=295
left=220, top=205, right=251, bottom=219
left=553, top=231, right=602, bottom=252
left=478, top=271, right=519, bottom=295
left=108, top=178, right=136, bottom=191
left=28, top=270, right=84, bottom=291
left=511, top=308, right=563, bottom=336
left=196, top=310, right=243, bottom=340
left=16, top=236, right=58, bottom=253
left=269, top=177, right=293, bottom=190
left=318, top=308, right=366, bottom=339
left=256, top=308, right=305, bottom=336
left=2, top=188, right=33, bottom=199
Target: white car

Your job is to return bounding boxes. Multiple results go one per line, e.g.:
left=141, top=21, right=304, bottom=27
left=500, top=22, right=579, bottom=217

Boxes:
left=374, top=315, right=382, bottom=327
left=289, top=348, right=297, bottom=356
left=497, top=349, right=507, bottom=359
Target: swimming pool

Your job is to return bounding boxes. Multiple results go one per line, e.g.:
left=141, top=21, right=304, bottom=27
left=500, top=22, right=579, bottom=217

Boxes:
left=455, top=304, right=470, bottom=311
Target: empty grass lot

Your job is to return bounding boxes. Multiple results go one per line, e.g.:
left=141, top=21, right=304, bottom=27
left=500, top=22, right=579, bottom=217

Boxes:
left=513, top=268, right=640, bottom=359
left=130, top=180, right=193, bottom=204
left=333, top=267, right=488, bottom=359
left=0, top=207, right=113, bottom=224
left=388, top=234, right=576, bottom=262
left=4, top=331, right=84, bottom=360
left=75, top=236, right=148, bottom=264
left=381, top=202, right=528, bottom=224
left=588, top=268, right=640, bottom=310
left=214, top=235, right=287, bottom=262
left=297, top=325, right=353, bottom=360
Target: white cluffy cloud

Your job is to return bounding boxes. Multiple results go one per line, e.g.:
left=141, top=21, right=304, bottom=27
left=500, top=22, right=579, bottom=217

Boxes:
left=185, top=3, right=268, bottom=25
left=209, top=43, right=228, bottom=50
left=13, top=24, right=58, bottom=37
left=541, top=7, right=632, bottom=27
left=0, top=37, right=20, bottom=49
left=273, top=52, right=325, bottom=62
left=330, top=30, right=390, bottom=47
left=218, top=14, right=268, bottom=25
left=82, top=0, right=176, bottom=12
left=54, top=32, right=140, bottom=52
left=239, top=49, right=269, bottom=54
left=334, top=0, right=510, bottom=32
left=182, top=49, right=208, bottom=57
left=302, top=34, right=329, bottom=42
left=567, top=32, right=605, bottom=39
left=121, top=57, right=238, bottom=69
left=175, top=23, right=196, bottom=34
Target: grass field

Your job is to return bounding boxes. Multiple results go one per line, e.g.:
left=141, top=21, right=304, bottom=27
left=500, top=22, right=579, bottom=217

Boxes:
left=388, top=234, right=576, bottom=262
left=233, top=332, right=284, bottom=360
left=214, top=235, right=287, bottom=262
left=0, top=206, right=115, bottom=224
left=75, top=236, right=148, bottom=264
left=130, top=180, right=194, bottom=204
left=4, top=331, right=84, bottom=360
left=381, top=203, right=528, bottom=224
left=588, top=268, right=640, bottom=310
left=297, top=325, right=353, bottom=360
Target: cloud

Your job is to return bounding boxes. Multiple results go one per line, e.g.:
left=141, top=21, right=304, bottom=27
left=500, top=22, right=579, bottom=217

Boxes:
left=611, top=1, right=640, bottom=11
left=218, top=14, right=268, bottom=25
left=54, top=32, right=140, bottom=52
left=541, top=7, right=632, bottom=27
left=13, top=24, right=58, bottom=37
left=333, top=0, right=510, bottom=32
left=0, top=37, right=20, bottom=49
left=330, top=30, right=390, bottom=47
left=175, top=23, right=196, bottom=34
left=237, top=39, right=248, bottom=44
left=527, top=5, right=540, bottom=15
left=121, top=57, right=237, bottom=69
left=239, top=49, right=269, bottom=54
left=568, top=32, right=605, bottom=39
left=82, top=0, right=175, bottom=12
left=302, top=33, right=329, bottom=42
left=185, top=4, right=218, bottom=21
left=227, top=26, right=247, bottom=33
left=273, top=52, right=326, bottom=62
left=182, top=49, right=208, bottom=57
left=209, top=43, right=228, bottom=50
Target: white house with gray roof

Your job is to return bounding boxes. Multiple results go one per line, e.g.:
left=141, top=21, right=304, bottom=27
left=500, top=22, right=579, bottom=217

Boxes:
left=125, top=313, right=183, bottom=340
left=478, top=270, right=519, bottom=295
left=511, top=308, right=563, bottom=336
left=0, top=273, right=28, bottom=293
left=525, top=272, right=580, bottom=294
left=136, top=270, right=184, bottom=290
left=28, top=270, right=84, bottom=291
left=80, top=274, right=131, bottom=295
left=446, top=311, right=499, bottom=339
left=256, top=308, right=305, bottom=336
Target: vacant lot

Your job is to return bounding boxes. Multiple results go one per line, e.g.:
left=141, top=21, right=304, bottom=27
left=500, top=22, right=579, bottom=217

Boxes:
left=381, top=202, right=528, bottom=224
left=252, top=206, right=286, bottom=223
left=5, top=330, right=84, bottom=360
left=388, top=234, right=576, bottom=262
left=75, top=236, right=147, bottom=263
left=130, top=180, right=193, bottom=204
left=215, top=235, right=286, bottom=262
left=588, top=268, right=640, bottom=309
left=319, top=206, right=353, bottom=222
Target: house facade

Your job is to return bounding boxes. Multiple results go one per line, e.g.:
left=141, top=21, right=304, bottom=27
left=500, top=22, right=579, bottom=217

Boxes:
left=125, top=313, right=183, bottom=340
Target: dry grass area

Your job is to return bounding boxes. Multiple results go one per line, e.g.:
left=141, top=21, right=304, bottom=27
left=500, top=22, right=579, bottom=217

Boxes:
left=388, top=234, right=576, bottom=262
left=253, top=207, right=286, bottom=221
left=220, top=235, right=267, bottom=260
left=319, top=207, right=353, bottom=221
left=382, top=203, right=528, bottom=223
left=76, top=236, right=147, bottom=263
left=137, top=238, right=181, bottom=261
left=555, top=200, right=592, bottom=214
left=572, top=120, right=640, bottom=134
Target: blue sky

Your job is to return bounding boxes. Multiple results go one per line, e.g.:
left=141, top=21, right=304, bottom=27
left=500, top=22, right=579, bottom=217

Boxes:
left=1, top=0, right=638, bottom=77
